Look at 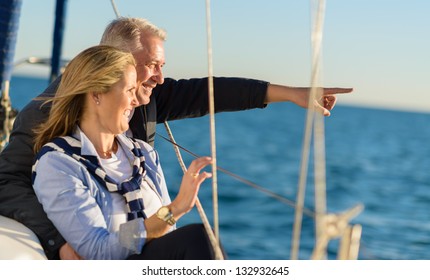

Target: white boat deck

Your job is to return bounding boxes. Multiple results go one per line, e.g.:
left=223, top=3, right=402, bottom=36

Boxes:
left=0, top=215, right=47, bottom=260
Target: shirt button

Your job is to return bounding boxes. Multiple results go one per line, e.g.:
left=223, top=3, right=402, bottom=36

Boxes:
left=48, top=240, right=55, bottom=246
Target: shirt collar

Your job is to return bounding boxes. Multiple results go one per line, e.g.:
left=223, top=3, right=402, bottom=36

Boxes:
left=72, top=126, right=134, bottom=158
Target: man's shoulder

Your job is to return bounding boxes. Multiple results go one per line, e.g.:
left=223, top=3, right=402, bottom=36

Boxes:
left=15, top=78, right=60, bottom=123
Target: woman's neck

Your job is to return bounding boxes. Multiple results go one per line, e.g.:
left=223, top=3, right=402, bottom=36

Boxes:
left=79, top=121, right=117, bottom=159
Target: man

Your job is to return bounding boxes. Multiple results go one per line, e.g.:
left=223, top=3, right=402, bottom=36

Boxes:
left=0, top=17, right=352, bottom=259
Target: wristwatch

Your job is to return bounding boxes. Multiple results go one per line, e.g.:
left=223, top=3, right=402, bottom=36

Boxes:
left=156, top=206, right=176, bottom=226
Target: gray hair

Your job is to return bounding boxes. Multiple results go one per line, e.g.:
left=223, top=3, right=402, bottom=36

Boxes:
left=100, top=17, right=167, bottom=53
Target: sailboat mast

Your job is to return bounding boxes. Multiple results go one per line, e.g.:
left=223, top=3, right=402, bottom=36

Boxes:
left=50, top=0, right=68, bottom=82
left=0, top=0, right=22, bottom=92
left=0, top=0, right=22, bottom=149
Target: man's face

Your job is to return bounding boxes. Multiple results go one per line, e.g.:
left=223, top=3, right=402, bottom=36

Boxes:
left=133, top=34, right=165, bottom=105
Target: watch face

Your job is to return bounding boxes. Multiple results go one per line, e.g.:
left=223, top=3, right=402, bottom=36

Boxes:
left=158, top=206, right=169, bottom=217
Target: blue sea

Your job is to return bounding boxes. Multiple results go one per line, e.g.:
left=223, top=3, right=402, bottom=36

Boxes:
left=8, top=75, right=430, bottom=260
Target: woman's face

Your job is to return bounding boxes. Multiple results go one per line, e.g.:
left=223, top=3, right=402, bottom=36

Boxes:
left=97, top=65, right=138, bottom=135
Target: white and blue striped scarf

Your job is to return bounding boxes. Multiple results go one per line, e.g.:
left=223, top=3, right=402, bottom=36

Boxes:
left=32, top=136, right=148, bottom=221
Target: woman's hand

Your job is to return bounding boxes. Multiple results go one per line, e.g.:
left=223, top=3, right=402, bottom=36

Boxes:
left=170, top=157, right=213, bottom=219
left=144, top=157, right=212, bottom=239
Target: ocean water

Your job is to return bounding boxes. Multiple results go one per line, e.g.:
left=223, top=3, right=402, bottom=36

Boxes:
left=7, top=75, right=430, bottom=260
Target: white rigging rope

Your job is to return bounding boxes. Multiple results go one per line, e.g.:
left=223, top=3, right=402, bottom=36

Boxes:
left=163, top=123, right=224, bottom=259
left=110, top=0, right=120, bottom=18
left=204, top=0, right=220, bottom=245
left=290, top=0, right=326, bottom=260
left=310, top=0, right=328, bottom=259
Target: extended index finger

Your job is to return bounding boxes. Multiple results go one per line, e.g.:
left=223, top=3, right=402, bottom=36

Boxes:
left=322, top=87, right=353, bottom=95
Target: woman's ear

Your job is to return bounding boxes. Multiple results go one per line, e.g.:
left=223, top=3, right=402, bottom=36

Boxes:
left=91, top=92, right=100, bottom=105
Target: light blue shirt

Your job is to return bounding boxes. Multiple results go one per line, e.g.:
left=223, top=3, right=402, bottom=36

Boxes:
left=33, top=129, right=172, bottom=259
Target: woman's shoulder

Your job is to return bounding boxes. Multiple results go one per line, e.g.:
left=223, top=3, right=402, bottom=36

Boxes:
left=34, top=147, right=85, bottom=173
left=134, top=137, right=153, bottom=150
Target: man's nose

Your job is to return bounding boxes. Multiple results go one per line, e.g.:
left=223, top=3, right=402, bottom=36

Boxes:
left=153, top=65, right=164, bottom=84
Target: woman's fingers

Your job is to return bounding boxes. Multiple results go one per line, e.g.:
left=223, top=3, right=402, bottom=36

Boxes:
left=186, top=157, right=212, bottom=181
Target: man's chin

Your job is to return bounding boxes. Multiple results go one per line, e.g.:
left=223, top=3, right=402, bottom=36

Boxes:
left=137, top=92, right=152, bottom=105
left=137, top=97, right=150, bottom=106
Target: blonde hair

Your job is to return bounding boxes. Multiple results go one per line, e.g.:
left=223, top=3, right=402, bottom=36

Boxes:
left=34, top=45, right=136, bottom=152
left=100, top=17, right=167, bottom=53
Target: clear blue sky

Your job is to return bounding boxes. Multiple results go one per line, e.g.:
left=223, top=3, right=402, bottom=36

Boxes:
left=13, top=0, right=430, bottom=112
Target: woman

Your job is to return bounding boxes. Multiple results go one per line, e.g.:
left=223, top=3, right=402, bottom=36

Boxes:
left=32, top=45, right=217, bottom=259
